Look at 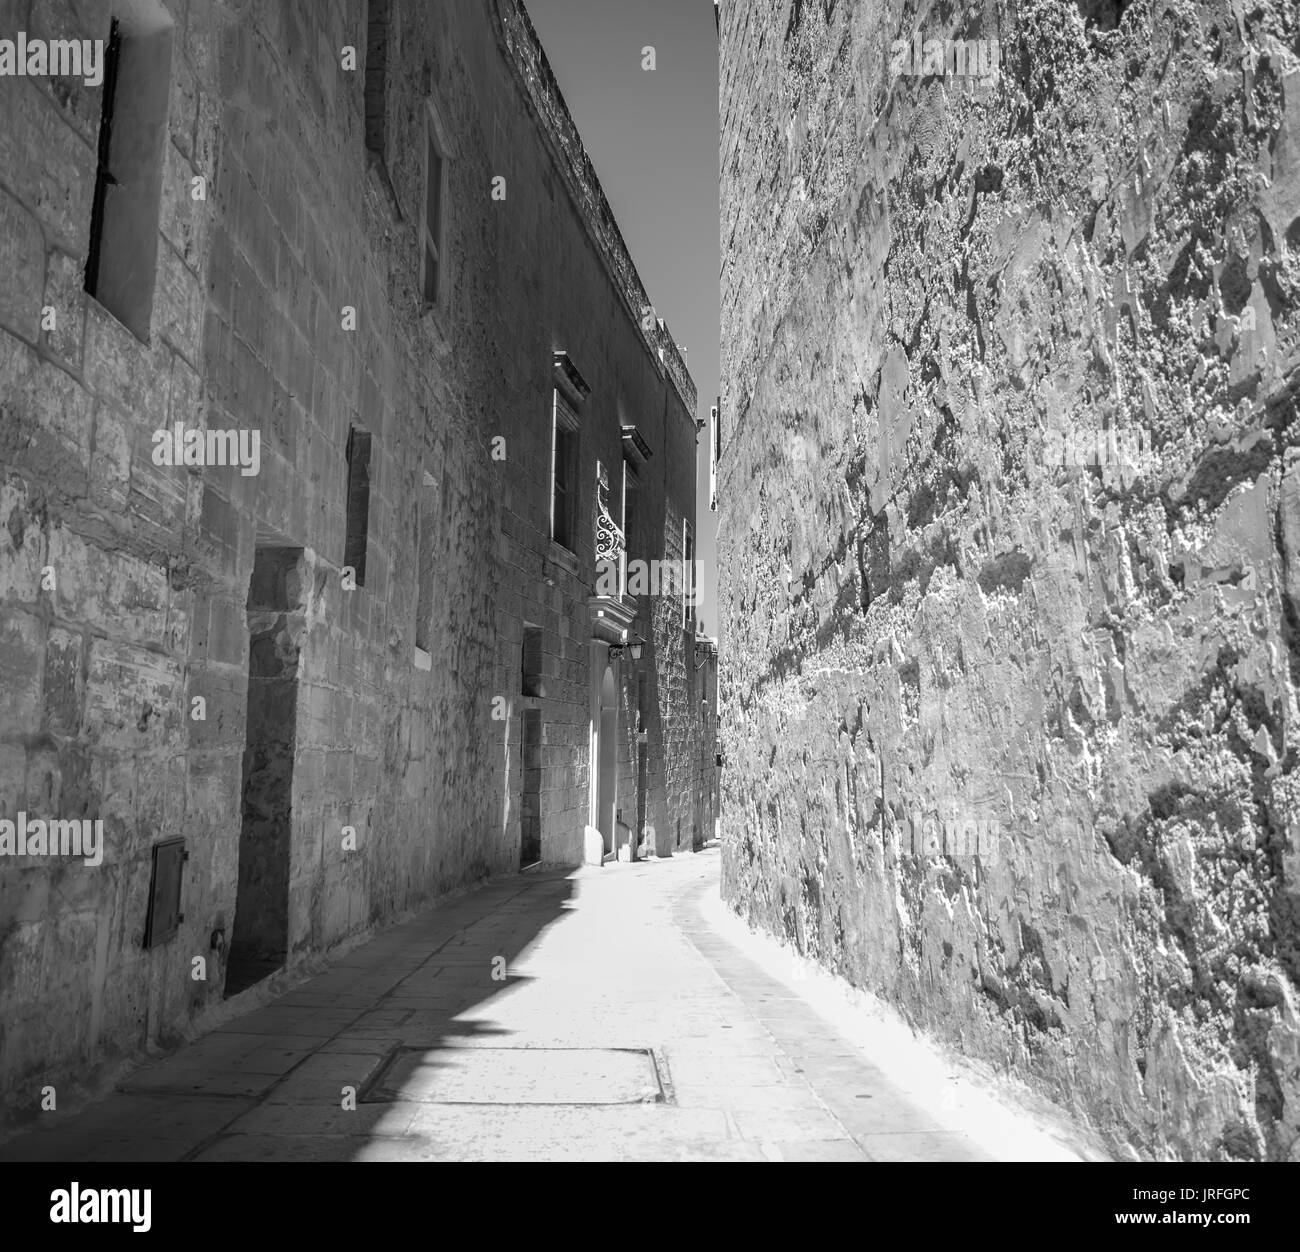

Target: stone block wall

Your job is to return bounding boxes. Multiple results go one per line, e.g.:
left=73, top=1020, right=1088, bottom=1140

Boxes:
left=719, top=0, right=1300, bottom=1159
left=0, top=0, right=701, bottom=1110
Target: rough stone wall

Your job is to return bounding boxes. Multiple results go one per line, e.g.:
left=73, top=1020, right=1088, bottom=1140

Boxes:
left=0, top=0, right=700, bottom=1110
left=719, top=0, right=1300, bottom=1159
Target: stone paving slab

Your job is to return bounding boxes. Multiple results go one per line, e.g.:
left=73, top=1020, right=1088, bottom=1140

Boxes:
left=855, top=1131, right=988, bottom=1163
left=259, top=1053, right=389, bottom=1105
left=133, top=1034, right=318, bottom=1075
left=365, top=1046, right=662, bottom=1105
left=760, top=1140, right=870, bottom=1162
left=0, top=1093, right=252, bottom=1162
left=670, top=1083, right=829, bottom=1112
left=0, top=1133, right=205, bottom=1163
left=221, top=1102, right=416, bottom=1139
left=372, top=1103, right=737, bottom=1163
left=194, top=1134, right=375, bottom=1163
left=118, top=1068, right=282, bottom=1099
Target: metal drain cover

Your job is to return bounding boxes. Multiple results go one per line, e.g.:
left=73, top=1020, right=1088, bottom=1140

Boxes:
left=362, top=1046, right=665, bottom=1105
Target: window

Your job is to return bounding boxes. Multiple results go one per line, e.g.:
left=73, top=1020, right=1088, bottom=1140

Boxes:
left=364, top=0, right=390, bottom=159
left=363, top=0, right=402, bottom=218
left=549, top=354, right=589, bottom=551
left=521, top=625, right=543, bottom=697
left=553, top=425, right=575, bottom=547
left=85, top=19, right=121, bottom=306
left=421, top=103, right=450, bottom=307
left=415, top=471, right=437, bottom=659
left=85, top=1, right=175, bottom=341
left=520, top=709, right=542, bottom=866
left=551, top=390, right=579, bottom=550
left=344, top=428, right=372, bottom=587
left=620, top=424, right=652, bottom=590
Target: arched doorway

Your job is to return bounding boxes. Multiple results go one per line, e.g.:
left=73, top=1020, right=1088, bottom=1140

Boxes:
left=595, top=664, right=618, bottom=856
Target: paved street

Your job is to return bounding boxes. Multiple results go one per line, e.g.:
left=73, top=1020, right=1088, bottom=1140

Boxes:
left=0, top=849, right=1057, bottom=1162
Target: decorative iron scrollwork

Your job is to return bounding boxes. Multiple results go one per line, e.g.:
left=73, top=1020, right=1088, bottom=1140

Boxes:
left=595, top=462, right=624, bottom=567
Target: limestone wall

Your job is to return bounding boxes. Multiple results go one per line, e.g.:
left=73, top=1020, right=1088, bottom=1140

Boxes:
left=719, top=0, right=1300, bottom=1159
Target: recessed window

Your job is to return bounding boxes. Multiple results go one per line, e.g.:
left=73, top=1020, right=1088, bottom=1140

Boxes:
left=362, top=0, right=403, bottom=217
left=421, top=103, right=450, bottom=307
left=521, top=625, right=543, bottom=697
left=364, top=1, right=390, bottom=160
left=415, top=470, right=437, bottom=658
left=344, top=428, right=372, bottom=587
left=551, top=390, right=579, bottom=550
left=85, top=1, right=175, bottom=342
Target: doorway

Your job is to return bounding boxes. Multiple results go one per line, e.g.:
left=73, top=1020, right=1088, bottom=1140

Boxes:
left=595, top=664, right=617, bottom=856
left=226, top=546, right=302, bottom=997
left=520, top=708, right=541, bottom=866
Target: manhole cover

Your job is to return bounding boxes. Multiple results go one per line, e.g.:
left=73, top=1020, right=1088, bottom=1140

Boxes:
left=361, top=1046, right=666, bottom=1105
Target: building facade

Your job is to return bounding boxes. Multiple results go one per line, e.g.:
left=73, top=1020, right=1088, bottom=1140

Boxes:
left=0, top=0, right=705, bottom=1108
left=719, top=0, right=1300, bottom=1159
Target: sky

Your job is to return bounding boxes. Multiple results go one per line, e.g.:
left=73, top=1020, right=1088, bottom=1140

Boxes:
left=526, top=0, right=720, bottom=637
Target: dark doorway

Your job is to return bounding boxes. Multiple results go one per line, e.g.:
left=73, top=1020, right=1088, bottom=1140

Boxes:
left=636, top=741, right=648, bottom=857
left=226, top=546, right=303, bottom=997
left=520, top=709, right=542, bottom=866
left=635, top=674, right=647, bottom=854
left=596, top=665, right=617, bottom=855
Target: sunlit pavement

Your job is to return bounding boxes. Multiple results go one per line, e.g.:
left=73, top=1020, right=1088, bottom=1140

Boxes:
left=1, top=848, right=1003, bottom=1162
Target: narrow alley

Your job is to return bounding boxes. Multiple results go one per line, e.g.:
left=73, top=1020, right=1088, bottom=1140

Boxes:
left=2, top=0, right=1297, bottom=1204
left=0, top=849, right=1088, bottom=1163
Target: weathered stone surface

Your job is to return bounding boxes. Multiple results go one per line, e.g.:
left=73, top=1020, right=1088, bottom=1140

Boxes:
left=719, top=0, right=1300, bottom=1159
left=0, top=189, right=44, bottom=344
